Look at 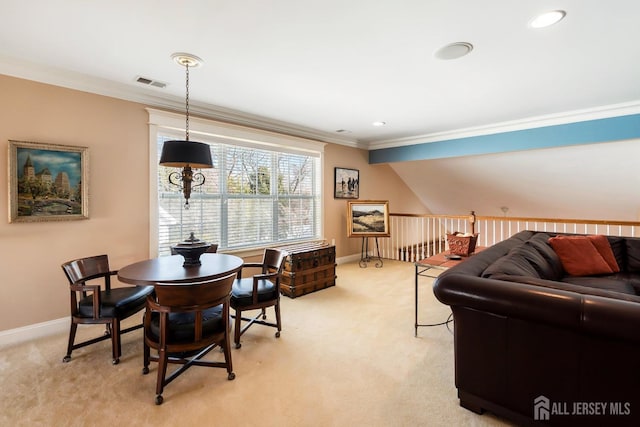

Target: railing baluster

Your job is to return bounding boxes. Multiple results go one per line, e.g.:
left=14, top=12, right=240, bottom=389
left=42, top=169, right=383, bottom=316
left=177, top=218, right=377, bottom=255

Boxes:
left=387, top=212, right=640, bottom=262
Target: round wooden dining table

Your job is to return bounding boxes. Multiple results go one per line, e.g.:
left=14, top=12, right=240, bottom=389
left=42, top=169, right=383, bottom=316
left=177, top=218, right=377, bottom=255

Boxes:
left=118, top=253, right=243, bottom=285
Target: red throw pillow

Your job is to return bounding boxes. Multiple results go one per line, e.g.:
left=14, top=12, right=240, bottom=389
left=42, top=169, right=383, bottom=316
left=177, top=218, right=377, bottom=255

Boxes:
left=548, top=236, right=614, bottom=276
left=587, top=234, right=620, bottom=273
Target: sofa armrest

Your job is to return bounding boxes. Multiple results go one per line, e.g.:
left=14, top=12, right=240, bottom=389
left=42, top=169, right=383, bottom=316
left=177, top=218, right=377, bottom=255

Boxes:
left=434, top=273, right=640, bottom=342
left=434, top=273, right=580, bottom=327
left=582, top=296, right=640, bottom=342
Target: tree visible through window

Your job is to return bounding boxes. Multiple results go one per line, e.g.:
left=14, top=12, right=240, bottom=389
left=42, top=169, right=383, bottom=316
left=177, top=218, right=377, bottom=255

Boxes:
left=157, top=135, right=321, bottom=256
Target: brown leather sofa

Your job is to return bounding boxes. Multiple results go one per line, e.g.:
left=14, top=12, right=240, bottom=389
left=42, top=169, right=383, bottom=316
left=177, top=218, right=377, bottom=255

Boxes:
left=433, top=230, right=640, bottom=426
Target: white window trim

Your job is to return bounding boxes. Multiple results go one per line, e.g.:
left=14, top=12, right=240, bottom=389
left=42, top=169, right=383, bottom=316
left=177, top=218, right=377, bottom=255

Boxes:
left=147, top=107, right=326, bottom=258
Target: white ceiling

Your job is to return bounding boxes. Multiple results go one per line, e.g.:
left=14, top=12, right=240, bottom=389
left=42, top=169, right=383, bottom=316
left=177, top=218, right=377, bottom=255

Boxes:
left=1, top=0, right=640, bottom=148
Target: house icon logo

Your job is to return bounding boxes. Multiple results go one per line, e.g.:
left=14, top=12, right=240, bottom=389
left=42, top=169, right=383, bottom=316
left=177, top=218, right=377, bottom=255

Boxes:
left=534, top=395, right=550, bottom=420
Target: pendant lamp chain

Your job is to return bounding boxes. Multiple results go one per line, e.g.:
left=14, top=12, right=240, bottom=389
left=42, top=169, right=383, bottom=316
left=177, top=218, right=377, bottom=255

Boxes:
left=185, top=62, right=190, bottom=142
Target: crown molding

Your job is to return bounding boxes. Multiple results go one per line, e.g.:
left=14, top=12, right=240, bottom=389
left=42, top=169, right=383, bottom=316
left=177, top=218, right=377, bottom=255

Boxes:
left=368, top=101, right=640, bottom=150
left=4, top=54, right=636, bottom=153
left=0, top=54, right=361, bottom=148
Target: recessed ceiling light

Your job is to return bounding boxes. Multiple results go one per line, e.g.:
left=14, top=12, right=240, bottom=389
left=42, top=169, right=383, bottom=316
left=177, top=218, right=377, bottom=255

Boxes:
left=372, top=121, right=386, bottom=127
left=529, top=10, right=566, bottom=28
left=434, top=42, right=474, bottom=60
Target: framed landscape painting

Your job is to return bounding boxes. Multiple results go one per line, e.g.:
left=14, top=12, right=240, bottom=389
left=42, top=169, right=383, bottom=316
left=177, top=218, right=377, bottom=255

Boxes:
left=334, top=167, right=359, bottom=199
left=8, top=140, right=89, bottom=223
left=347, top=200, right=390, bottom=237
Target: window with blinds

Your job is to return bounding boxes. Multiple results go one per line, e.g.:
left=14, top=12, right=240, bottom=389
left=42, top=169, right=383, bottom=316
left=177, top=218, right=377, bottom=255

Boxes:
left=156, top=134, right=321, bottom=256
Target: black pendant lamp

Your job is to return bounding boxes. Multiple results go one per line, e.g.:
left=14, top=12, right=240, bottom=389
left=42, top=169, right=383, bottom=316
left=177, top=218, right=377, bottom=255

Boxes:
left=159, top=53, right=213, bottom=209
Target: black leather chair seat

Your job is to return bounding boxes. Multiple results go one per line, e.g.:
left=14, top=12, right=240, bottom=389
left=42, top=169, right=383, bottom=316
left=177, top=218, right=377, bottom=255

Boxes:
left=230, top=278, right=278, bottom=306
left=78, top=286, right=153, bottom=318
left=148, top=305, right=225, bottom=343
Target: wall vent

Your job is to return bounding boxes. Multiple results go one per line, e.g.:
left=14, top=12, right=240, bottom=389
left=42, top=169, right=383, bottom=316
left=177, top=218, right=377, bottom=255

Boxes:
left=135, top=76, right=167, bottom=89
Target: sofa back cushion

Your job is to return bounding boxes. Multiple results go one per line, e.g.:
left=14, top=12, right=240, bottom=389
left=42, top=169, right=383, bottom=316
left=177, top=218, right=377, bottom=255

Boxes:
left=527, top=233, right=564, bottom=280
left=482, top=234, right=566, bottom=281
left=608, top=236, right=627, bottom=271
left=482, top=245, right=542, bottom=279
left=627, top=239, right=640, bottom=273
left=444, top=230, right=536, bottom=278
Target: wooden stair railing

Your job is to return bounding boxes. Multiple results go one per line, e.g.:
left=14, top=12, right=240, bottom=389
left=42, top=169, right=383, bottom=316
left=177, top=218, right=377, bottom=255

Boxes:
left=377, top=211, right=640, bottom=262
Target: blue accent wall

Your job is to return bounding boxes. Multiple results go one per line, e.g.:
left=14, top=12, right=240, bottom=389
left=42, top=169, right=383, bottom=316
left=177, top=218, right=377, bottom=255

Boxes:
left=369, top=114, right=640, bottom=164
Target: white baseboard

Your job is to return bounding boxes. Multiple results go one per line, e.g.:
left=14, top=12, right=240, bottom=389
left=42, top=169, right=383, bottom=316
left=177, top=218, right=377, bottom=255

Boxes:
left=336, top=254, right=362, bottom=265
left=0, top=317, right=68, bottom=349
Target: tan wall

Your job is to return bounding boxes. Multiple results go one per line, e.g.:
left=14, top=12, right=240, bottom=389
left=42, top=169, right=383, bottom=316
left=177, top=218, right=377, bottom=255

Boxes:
left=0, top=75, right=427, bottom=331
left=0, top=75, right=150, bottom=331
left=323, top=144, right=428, bottom=258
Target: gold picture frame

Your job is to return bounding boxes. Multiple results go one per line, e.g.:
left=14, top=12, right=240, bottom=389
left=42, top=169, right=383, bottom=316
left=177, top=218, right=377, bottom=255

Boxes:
left=347, top=200, right=390, bottom=237
left=8, top=140, right=89, bottom=223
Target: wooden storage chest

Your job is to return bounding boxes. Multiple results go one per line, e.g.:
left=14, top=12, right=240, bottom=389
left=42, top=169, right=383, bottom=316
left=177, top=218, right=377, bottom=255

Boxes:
left=277, top=242, right=336, bottom=298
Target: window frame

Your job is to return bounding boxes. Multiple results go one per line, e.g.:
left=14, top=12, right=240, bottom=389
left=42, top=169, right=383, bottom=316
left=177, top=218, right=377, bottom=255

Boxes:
left=147, top=108, right=325, bottom=258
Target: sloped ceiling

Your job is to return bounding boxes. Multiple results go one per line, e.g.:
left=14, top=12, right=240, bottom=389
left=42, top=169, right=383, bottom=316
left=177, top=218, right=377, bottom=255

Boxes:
left=391, top=138, right=640, bottom=221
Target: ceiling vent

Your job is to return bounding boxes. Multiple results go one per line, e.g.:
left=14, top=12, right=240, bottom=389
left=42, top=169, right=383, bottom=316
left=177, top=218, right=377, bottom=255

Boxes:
left=135, top=76, right=167, bottom=88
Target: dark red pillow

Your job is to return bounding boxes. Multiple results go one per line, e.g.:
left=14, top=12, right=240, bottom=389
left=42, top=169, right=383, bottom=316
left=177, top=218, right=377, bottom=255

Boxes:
left=548, top=235, right=614, bottom=276
left=587, top=234, right=620, bottom=273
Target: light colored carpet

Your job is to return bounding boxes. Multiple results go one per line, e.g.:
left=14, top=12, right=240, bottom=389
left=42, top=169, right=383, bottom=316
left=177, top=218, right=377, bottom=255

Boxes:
left=0, top=260, right=511, bottom=427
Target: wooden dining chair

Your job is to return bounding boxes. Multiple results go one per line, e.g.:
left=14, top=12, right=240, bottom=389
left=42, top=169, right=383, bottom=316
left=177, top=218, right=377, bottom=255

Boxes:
left=142, top=273, right=236, bottom=405
left=61, top=254, right=154, bottom=364
left=230, top=248, right=287, bottom=348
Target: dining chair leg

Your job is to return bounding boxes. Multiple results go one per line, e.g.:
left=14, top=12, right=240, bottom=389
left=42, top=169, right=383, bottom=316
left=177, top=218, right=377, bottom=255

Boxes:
left=223, top=331, right=235, bottom=380
left=155, top=349, right=168, bottom=404
left=234, top=308, right=242, bottom=349
left=111, top=319, right=120, bottom=365
left=63, top=322, right=78, bottom=363
left=275, top=301, right=282, bottom=338
left=142, top=341, right=150, bottom=375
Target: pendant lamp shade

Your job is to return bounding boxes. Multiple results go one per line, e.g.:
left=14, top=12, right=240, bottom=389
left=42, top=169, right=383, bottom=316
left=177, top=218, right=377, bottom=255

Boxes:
left=159, top=53, right=212, bottom=209
left=159, top=140, right=213, bottom=169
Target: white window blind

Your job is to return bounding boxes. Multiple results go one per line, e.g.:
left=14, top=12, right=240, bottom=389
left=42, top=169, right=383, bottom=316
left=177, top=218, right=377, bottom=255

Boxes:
left=156, top=133, right=322, bottom=256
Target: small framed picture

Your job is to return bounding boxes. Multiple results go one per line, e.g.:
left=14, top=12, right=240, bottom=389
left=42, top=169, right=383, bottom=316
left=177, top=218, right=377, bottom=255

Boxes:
left=334, top=167, right=359, bottom=199
left=8, top=140, right=89, bottom=223
left=347, top=200, right=390, bottom=237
